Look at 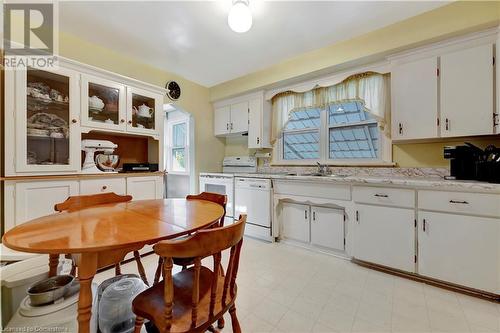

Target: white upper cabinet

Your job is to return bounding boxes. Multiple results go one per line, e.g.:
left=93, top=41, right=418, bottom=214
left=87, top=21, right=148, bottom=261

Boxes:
left=13, top=66, right=81, bottom=174
left=440, top=44, right=494, bottom=137
left=230, top=101, right=249, bottom=134
left=81, top=74, right=127, bottom=131
left=213, top=91, right=271, bottom=146
left=214, top=101, right=248, bottom=136
left=214, top=105, right=231, bottom=136
left=4, top=57, right=166, bottom=176
left=126, top=86, right=163, bottom=138
left=391, top=57, right=438, bottom=140
left=389, top=31, right=497, bottom=141
left=248, top=97, right=272, bottom=149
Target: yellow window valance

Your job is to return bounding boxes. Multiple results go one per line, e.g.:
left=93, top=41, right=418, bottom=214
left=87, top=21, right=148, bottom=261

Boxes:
left=271, top=72, right=390, bottom=143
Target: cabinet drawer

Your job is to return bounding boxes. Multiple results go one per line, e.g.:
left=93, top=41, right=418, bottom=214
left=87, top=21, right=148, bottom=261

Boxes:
left=353, top=186, right=415, bottom=208
left=274, top=181, right=351, bottom=201
left=418, top=190, right=500, bottom=218
left=80, top=178, right=126, bottom=195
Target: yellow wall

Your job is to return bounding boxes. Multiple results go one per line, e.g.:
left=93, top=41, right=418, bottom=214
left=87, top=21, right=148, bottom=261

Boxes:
left=59, top=32, right=225, bottom=178
left=394, top=137, right=500, bottom=168
left=213, top=1, right=500, bottom=168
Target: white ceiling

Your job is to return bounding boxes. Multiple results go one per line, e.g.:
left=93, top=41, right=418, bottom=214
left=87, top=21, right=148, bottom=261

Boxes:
left=60, top=1, right=447, bottom=87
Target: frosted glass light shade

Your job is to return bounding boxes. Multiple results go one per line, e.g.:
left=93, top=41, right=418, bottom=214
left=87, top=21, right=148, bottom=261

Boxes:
left=228, top=0, right=252, bottom=33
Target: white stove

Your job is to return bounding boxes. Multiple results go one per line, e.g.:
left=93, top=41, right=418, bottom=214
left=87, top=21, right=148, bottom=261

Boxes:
left=199, top=156, right=257, bottom=222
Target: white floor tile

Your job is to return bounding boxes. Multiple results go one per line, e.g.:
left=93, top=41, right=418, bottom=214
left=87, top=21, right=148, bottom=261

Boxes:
left=91, top=238, right=500, bottom=333
left=275, top=309, right=315, bottom=333
left=252, top=298, right=289, bottom=326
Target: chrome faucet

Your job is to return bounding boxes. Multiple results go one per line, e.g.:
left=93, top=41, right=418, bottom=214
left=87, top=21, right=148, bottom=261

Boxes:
left=316, top=162, right=332, bottom=175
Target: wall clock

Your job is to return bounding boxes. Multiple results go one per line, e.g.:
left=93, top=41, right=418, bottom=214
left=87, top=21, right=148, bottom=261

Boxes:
left=166, top=81, right=181, bottom=101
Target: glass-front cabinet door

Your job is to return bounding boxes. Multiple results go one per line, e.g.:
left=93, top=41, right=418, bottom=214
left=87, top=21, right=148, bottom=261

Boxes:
left=126, top=86, right=162, bottom=136
left=81, top=75, right=126, bottom=131
left=15, top=67, right=80, bottom=172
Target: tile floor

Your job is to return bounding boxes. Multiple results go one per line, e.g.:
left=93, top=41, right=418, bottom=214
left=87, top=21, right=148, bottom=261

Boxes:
left=95, top=238, right=500, bottom=333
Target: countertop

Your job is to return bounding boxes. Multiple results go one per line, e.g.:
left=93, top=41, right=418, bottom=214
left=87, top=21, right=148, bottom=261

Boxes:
left=1, top=171, right=166, bottom=182
left=232, top=172, right=500, bottom=193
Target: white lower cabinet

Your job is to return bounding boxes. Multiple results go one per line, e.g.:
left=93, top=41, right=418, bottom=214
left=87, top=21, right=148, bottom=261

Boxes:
left=7, top=180, right=80, bottom=230
left=80, top=178, right=126, bottom=195
left=418, top=211, right=500, bottom=294
left=354, top=204, right=415, bottom=272
left=281, top=202, right=310, bottom=243
left=4, top=176, right=164, bottom=233
left=280, top=202, right=345, bottom=251
left=310, top=206, right=345, bottom=251
left=126, top=176, right=164, bottom=200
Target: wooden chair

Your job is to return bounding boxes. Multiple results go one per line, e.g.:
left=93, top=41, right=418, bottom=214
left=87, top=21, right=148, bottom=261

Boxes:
left=132, top=215, right=246, bottom=333
left=153, top=192, right=227, bottom=285
left=54, top=192, right=150, bottom=285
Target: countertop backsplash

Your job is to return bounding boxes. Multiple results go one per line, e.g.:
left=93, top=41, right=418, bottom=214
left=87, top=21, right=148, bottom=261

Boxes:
left=256, top=159, right=449, bottom=179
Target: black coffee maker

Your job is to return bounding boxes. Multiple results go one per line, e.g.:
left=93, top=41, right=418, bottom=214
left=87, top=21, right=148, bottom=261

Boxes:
left=444, top=144, right=479, bottom=180
left=444, top=143, right=500, bottom=183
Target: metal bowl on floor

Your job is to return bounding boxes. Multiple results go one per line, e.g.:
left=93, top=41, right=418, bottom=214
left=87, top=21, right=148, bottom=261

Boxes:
left=27, top=275, right=75, bottom=306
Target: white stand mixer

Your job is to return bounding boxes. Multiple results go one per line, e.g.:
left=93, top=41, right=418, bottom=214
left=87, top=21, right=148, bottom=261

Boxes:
left=81, top=139, right=118, bottom=174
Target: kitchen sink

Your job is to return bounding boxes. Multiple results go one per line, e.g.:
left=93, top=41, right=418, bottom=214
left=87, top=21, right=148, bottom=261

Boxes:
left=295, top=172, right=348, bottom=177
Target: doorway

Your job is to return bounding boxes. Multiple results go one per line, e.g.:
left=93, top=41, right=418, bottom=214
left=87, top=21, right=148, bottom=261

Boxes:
left=164, top=104, right=195, bottom=198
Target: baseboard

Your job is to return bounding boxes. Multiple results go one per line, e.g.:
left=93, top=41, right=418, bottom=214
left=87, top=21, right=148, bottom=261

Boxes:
left=352, top=258, right=500, bottom=303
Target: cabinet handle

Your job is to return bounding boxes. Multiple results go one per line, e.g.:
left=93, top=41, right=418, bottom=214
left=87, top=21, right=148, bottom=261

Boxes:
left=128, top=120, right=132, bottom=124
left=445, top=118, right=449, bottom=131
left=398, top=123, right=403, bottom=135
left=230, top=123, right=233, bottom=130
left=355, top=210, right=359, bottom=222
left=71, top=119, right=77, bottom=124
left=423, top=219, right=427, bottom=232
left=374, top=194, right=388, bottom=198
left=120, top=119, right=125, bottom=123
left=305, top=210, right=308, bottom=220
left=102, top=185, right=108, bottom=191
left=449, top=200, right=469, bottom=204
left=256, top=137, right=260, bottom=144
left=227, top=123, right=229, bottom=130
left=313, top=211, right=316, bottom=221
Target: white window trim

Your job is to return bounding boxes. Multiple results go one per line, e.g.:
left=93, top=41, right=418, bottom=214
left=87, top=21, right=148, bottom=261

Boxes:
left=274, top=107, right=393, bottom=166
left=166, top=118, right=190, bottom=175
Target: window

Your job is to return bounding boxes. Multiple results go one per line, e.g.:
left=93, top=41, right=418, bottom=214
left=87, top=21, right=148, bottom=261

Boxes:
left=283, top=108, right=321, bottom=160
left=327, top=101, right=379, bottom=159
left=281, top=101, right=384, bottom=163
left=166, top=116, right=190, bottom=173
left=171, top=122, right=187, bottom=171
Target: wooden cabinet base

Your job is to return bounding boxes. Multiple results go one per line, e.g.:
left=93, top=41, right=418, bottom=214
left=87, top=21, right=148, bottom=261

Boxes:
left=352, top=258, right=500, bottom=303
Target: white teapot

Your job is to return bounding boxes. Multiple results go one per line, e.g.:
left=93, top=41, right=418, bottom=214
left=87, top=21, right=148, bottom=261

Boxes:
left=89, top=95, right=105, bottom=110
left=133, top=104, right=154, bottom=118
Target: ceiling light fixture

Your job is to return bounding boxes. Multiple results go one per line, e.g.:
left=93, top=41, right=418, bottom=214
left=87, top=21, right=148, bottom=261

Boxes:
left=228, top=0, right=252, bottom=33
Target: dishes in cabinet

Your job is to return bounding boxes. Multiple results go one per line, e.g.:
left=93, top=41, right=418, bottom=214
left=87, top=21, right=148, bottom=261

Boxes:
left=133, top=104, right=154, bottom=118
left=88, top=95, right=105, bottom=112
left=27, top=82, right=68, bottom=103
left=27, top=113, right=68, bottom=138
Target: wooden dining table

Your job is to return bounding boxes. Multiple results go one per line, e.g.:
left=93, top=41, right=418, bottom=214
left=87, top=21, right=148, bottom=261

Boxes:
left=2, top=198, right=225, bottom=333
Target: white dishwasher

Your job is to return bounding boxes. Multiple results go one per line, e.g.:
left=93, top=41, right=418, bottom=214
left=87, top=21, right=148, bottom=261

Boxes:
left=234, top=177, right=273, bottom=242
